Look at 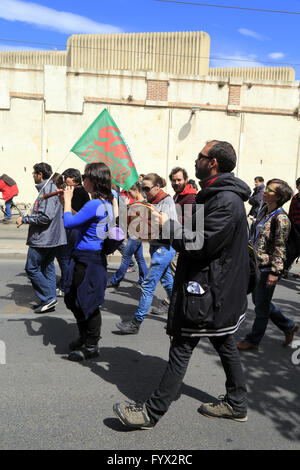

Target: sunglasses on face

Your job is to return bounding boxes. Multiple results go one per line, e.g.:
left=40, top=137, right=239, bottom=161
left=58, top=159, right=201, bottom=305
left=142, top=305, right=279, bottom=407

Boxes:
left=82, top=174, right=87, bottom=181
left=142, top=186, right=154, bottom=193
left=197, top=152, right=211, bottom=160
left=265, top=186, right=278, bottom=194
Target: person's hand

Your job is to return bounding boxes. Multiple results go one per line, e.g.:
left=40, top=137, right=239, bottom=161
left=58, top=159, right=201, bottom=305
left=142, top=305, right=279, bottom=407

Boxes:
left=266, top=273, right=278, bottom=288
left=152, top=210, right=169, bottom=227
left=16, top=216, right=23, bottom=228
left=63, top=185, right=74, bottom=201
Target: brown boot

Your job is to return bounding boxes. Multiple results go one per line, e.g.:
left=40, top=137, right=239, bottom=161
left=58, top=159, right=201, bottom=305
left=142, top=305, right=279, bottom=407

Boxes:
left=237, top=340, right=258, bottom=351
left=283, top=324, right=299, bottom=347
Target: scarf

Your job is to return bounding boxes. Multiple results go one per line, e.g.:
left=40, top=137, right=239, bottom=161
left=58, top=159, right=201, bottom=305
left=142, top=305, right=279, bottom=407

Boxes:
left=150, top=189, right=170, bottom=205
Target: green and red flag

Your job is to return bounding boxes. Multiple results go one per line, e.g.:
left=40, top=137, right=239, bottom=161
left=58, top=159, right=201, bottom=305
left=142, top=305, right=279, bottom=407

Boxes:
left=71, top=109, right=139, bottom=190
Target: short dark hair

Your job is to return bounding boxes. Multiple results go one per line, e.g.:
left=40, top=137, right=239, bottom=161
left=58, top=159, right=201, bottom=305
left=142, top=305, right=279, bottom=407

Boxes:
left=255, top=176, right=264, bottom=182
left=62, top=168, right=82, bottom=185
left=83, top=162, right=113, bottom=202
left=169, top=167, right=188, bottom=181
left=51, top=173, right=64, bottom=188
left=267, top=178, right=294, bottom=207
left=33, top=163, right=52, bottom=180
left=206, top=141, right=237, bottom=173
left=296, top=177, right=300, bottom=187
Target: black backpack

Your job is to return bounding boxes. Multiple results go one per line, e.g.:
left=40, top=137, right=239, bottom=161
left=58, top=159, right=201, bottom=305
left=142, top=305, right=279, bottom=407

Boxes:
left=270, top=211, right=300, bottom=270
left=247, top=240, right=261, bottom=294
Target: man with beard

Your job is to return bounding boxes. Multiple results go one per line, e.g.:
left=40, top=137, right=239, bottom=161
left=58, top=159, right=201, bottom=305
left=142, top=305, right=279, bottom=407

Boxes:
left=113, top=140, right=251, bottom=428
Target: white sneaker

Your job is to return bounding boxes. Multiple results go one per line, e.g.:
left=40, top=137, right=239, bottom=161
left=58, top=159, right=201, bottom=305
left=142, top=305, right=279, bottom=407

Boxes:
left=34, top=299, right=57, bottom=313
left=56, top=288, right=64, bottom=297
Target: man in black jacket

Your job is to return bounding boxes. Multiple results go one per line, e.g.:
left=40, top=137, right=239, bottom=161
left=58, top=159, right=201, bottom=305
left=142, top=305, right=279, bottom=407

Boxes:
left=248, top=176, right=265, bottom=220
left=113, top=140, right=251, bottom=428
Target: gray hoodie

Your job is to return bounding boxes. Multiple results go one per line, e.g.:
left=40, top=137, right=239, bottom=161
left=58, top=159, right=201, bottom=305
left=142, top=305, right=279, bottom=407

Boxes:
left=22, top=180, right=67, bottom=248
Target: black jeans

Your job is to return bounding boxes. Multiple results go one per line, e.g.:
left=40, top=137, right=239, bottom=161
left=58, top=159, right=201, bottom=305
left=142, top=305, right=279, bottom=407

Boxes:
left=73, top=307, right=102, bottom=348
left=145, top=334, right=247, bottom=424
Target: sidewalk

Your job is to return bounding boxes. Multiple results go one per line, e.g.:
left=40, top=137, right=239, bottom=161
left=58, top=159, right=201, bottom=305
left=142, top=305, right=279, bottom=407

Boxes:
left=0, top=216, right=151, bottom=261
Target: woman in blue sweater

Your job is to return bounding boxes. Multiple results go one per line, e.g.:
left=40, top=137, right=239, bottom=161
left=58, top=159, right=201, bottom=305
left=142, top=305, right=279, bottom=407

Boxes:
left=63, top=162, right=113, bottom=361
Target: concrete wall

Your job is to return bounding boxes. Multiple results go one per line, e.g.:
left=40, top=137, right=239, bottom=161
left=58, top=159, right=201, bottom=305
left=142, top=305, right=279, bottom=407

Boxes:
left=0, top=64, right=299, bottom=211
left=209, top=67, right=295, bottom=82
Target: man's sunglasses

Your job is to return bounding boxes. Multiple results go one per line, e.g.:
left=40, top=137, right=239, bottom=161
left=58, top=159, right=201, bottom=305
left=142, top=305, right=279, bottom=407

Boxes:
left=197, top=152, right=211, bottom=160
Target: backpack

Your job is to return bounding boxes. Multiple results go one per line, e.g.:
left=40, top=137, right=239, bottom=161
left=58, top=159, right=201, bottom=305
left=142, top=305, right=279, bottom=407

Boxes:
left=247, top=240, right=261, bottom=294
left=103, top=224, right=125, bottom=255
left=270, top=211, right=300, bottom=270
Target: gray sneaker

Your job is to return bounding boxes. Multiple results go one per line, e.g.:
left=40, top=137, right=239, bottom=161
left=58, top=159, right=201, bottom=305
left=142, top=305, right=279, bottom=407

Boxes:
left=113, top=401, right=153, bottom=429
left=199, top=397, right=247, bottom=422
left=152, top=299, right=169, bottom=315
left=116, top=318, right=141, bottom=334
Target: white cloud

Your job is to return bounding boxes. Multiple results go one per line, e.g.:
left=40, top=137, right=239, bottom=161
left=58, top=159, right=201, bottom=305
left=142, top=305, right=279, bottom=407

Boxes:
left=0, top=43, right=39, bottom=51
left=211, top=53, right=265, bottom=68
left=238, top=28, right=265, bottom=40
left=0, top=0, right=122, bottom=35
left=268, top=52, right=285, bottom=59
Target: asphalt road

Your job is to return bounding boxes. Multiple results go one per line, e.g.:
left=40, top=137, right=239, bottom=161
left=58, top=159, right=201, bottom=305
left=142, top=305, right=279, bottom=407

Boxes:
left=0, top=259, right=299, bottom=451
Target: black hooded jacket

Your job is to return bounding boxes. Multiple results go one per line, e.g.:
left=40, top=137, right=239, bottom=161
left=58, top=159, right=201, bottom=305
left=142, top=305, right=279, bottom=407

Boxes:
left=166, top=173, right=251, bottom=338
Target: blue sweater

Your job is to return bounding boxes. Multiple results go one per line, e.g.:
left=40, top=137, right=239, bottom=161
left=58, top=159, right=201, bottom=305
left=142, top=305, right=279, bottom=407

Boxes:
left=63, top=199, right=113, bottom=251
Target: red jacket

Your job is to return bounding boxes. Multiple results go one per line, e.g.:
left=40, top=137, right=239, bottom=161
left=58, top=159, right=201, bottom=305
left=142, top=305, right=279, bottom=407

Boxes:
left=173, top=184, right=197, bottom=223
left=289, top=194, right=300, bottom=225
left=0, top=176, right=19, bottom=201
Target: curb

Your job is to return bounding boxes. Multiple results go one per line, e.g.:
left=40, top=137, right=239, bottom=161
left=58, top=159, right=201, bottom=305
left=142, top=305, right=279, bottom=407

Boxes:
left=0, top=250, right=151, bottom=262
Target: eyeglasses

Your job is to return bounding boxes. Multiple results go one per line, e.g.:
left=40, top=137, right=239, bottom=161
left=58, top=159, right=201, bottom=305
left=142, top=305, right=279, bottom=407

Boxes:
left=197, top=152, right=210, bottom=160
left=265, top=186, right=278, bottom=194
left=82, top=174, right=87, bottom=181
left=142, top=186, right=154, bottom=193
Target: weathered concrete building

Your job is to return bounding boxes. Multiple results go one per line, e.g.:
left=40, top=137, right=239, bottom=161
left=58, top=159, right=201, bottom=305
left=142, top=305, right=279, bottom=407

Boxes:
left=0, top=31, right=299, bottom=205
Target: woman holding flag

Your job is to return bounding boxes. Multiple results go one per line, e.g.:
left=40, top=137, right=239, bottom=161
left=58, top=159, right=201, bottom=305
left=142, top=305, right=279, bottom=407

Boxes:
left=63, top=162, right=114, bottom=361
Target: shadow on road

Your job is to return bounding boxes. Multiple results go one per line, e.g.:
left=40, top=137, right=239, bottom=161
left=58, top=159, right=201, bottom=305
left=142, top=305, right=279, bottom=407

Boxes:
left=0, top=282, right=36, bottom=307
left=8, top=316, right=77, bottom=354
left=197, top=306, right=300, bottom=442
left=78, top=346, right=216, bottom=431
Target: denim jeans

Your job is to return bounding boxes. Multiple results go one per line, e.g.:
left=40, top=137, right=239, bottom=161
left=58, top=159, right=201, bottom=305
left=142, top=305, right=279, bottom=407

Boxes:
left=56, top=228, right=78, bottom=292
left=145, top=334, right=247, bottom=424
left=134, top=244, right=175, bottom=322
left=4, top=198, right=13, bottom=219
left=118, top=241, right=136, bottom=269
left=110, top=237, right=148, bottom=285
left=25, top=246, right=58, bottom=304
left=245, top=271, right=296, bottom=346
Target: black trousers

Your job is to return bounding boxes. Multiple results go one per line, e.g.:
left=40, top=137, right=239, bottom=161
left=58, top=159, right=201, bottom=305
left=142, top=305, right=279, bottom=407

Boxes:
left=145, top=334, right=247, bottom=424
left=65, top=261, right=102, bottom=347
left=73, top=307, right=102, bottom=347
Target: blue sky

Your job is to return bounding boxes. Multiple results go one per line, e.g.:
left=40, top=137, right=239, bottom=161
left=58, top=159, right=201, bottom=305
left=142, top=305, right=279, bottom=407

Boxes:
left=0, top=0, right=300, bottom=78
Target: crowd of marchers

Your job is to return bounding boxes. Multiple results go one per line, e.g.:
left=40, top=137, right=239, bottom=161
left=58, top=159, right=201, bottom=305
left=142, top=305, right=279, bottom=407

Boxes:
left=2, top=140, right=300, bottom=428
